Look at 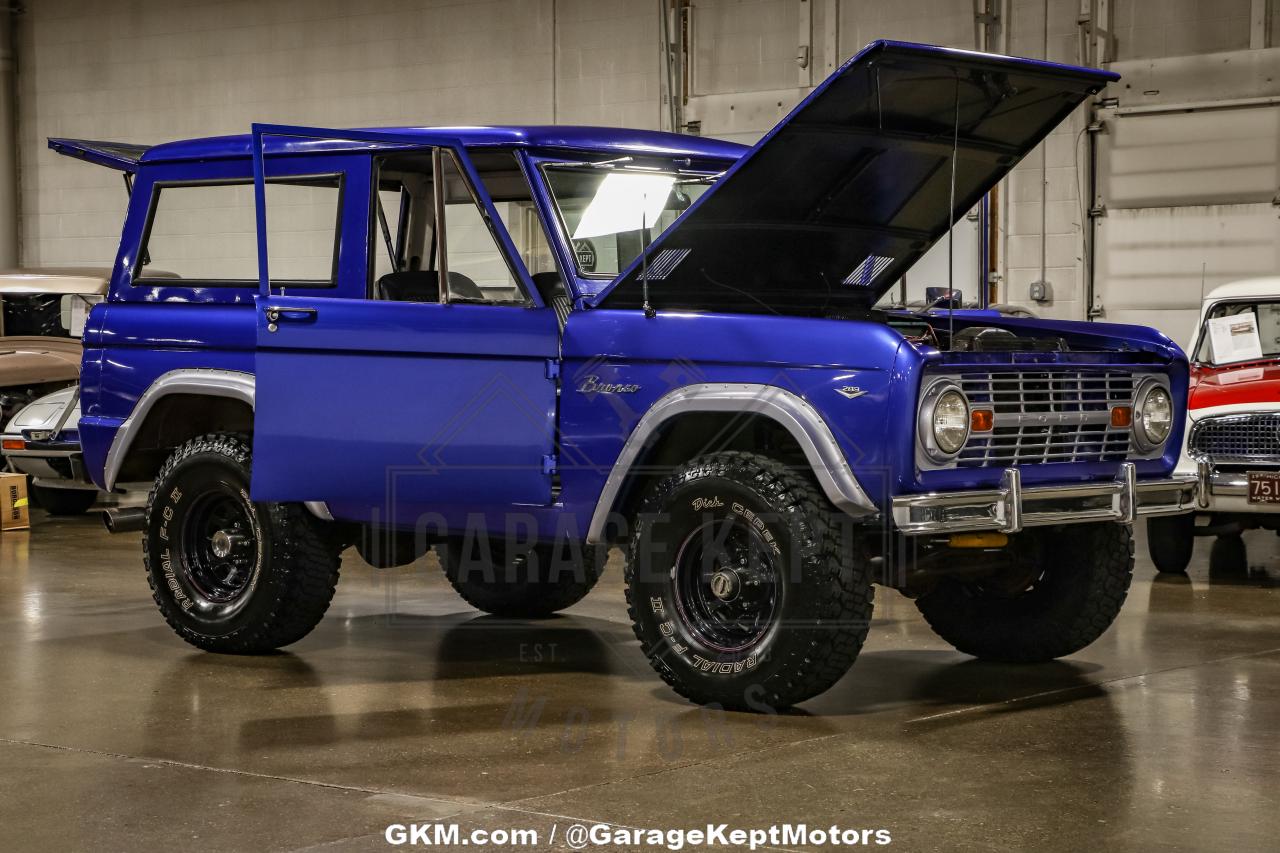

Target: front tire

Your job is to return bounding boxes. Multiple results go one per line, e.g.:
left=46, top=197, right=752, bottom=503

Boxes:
left=915, top=522, right=1133, bottom=662
left=143, top=433, right=341, bottom=654
left=439, top=537, right=606, bottom=617
left=626, top=451, right=873, bottom=711
left=31, top=485, right=98, bottom=516
left=1146, top=513, right=1195, bottom=574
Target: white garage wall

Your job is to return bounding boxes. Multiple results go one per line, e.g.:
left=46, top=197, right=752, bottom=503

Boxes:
left=13, top=0, right=660, bottom=267
left=1090, top=64, right=1280, bottom=347
left=9, top=0, right=1280, bottom=332
left=678, top=0, right=1092, bottom=313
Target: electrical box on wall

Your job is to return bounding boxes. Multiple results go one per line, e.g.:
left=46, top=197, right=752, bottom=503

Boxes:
left=1030, top=280, right=1053, bottom=303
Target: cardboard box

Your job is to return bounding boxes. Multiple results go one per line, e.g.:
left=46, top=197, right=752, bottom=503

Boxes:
left=1, top=473, right=30, bottom=532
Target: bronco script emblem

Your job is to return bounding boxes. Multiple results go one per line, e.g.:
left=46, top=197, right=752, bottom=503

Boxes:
left=577, top=375, right=640, bottom=394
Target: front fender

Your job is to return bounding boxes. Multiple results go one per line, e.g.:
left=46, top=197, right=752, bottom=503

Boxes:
left=584, top=383, right=878, bottom=543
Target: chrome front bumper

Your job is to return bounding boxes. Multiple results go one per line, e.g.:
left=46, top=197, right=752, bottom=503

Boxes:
left=1193, top=459, right=1280, bottom=512
left=892, top=463, right=1198, bottom=535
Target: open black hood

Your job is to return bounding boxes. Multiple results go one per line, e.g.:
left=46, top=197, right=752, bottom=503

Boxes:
left=593, top=41, right=1117, bottom=313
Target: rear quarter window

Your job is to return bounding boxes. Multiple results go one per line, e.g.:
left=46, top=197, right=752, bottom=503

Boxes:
left=135, top=176, right=342, bottom=287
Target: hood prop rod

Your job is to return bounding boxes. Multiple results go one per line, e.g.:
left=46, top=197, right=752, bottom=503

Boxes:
left=946, top=76, right=960, bottom=350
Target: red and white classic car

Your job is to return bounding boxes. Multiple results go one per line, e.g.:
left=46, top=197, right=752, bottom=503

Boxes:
left=1148, top=278, right=1280, bottom=573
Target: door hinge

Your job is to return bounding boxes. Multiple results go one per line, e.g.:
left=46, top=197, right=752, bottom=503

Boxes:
left=542, top=454, right=558, bottom=475
left=545, top=359, right=561, bottom=380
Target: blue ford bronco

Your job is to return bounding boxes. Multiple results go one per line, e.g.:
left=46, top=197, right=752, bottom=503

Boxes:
left=58, top=42, right=1196, bottom=709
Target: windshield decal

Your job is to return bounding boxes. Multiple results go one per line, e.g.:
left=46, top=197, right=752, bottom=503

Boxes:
left=843, top=255, right=895, bottom=287
left=641, top=248, right=692, bottom=282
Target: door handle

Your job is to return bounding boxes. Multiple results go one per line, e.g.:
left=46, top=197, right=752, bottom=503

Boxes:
left=264, top=306, right=318, bottom=331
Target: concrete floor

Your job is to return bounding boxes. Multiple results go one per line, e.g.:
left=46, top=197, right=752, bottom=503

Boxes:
left=0, top=509, right=1277, bottom=853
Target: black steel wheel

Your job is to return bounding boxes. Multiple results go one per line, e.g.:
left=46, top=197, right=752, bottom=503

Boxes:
left=626, top=451, right=873, bottom=711
left=144, top=433, right=340, bottom=653
left=176, top=483, right=260, bottom=615
left=671, top=517, right=783, bottom=653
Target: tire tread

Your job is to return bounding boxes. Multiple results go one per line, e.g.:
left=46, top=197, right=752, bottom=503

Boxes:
left=625, top=451, right=873, bottom=709
left=143, top=433, right=340, bottom=654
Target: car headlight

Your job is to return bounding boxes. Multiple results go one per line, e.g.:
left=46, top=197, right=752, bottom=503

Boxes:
left=919, top=382, right=970, bottom=462
left=1134, top=380, right=1173, bottom=450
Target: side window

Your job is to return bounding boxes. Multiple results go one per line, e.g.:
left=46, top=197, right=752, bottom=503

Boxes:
left=465, top=151, right=557, bottom=280
left=136, top=177, right=342, bottom=286
left=371, top=149, right=540, bottom=304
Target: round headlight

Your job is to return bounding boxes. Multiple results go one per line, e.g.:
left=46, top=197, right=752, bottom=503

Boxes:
left=1135, top=382, right=1173, bottom=449
left=931, top=388, right=971, bottom=456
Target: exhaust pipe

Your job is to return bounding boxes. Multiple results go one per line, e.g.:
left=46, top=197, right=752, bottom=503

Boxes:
left=102, top=507, right=146, bottom=534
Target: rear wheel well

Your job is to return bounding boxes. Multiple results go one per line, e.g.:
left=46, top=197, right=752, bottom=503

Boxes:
left=115, top=394, right=254, bottom=485
left=603, top=411, right=811, bottom=542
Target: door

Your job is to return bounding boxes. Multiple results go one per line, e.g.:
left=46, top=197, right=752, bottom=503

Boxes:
left=250, top=130, right=560, bottom=521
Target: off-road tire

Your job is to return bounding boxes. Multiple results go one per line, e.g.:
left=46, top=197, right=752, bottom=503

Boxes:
left=626, top=451, right=874, bottom=711
left=1147, top=513, right=1195, bottom=574
left=439, top=537, right=606, bottom=617
left=143, top=433, right=340, bottom=653
left=31, top=485, right=97, bottom=516
left=915, top=522, right=1133, bottom=662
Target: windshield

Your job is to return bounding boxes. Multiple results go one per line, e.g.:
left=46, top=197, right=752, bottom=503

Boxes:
left=543, top=165, right=716, bottom=278
left=1194, top=300, right=1280, bottom=365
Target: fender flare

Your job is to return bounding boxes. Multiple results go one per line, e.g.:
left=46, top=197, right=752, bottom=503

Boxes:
left=101, top=368, right=335, bottom=521
left=102, top=369, right=256, bottom=491
left=585, top=383, right=877, bottom=543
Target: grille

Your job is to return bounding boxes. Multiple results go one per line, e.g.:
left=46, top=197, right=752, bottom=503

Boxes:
left=1189, top=414, right=1280, bottom=464
left=951, top=371, right=1136, bottom=467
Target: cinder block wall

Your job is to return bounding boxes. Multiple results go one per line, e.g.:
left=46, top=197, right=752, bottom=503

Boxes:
left=14, top=0, right=660, bottom=267
left=13, top=0, right=1277, bottom=327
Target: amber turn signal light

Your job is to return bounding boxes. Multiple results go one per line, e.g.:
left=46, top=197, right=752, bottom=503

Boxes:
left=970, top=408, right=994, bottom=432
left=1, top=439, right=24, bottom=451
left=949, top=532, right=1009, bottom=549
left=1111, top=406, right=1133, bottom=428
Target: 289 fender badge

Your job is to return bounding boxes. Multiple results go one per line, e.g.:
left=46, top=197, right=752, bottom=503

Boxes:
left=836, top=386, right=867, bottom=399
left=577, top=375, right=640, bottom=394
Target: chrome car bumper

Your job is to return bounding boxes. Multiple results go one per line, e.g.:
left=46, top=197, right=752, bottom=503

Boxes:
left=2, top=440, right=95, bottom=489
left=1192, top=459, right=1280, bottom=512
left=892, top=463, right=1198, bottom=535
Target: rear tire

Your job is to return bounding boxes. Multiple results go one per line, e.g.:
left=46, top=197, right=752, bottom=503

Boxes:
left=1146, top=513, right=1195, bottom=574
left=31, top=485, right=97, bottom=516
left=143, top=433, right=341, bottom=654
left=439, top=537, right=606, bottom=617
left=915, top=522, right=1133, bottom=663
left=626, top=451, right=873, bottom=711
